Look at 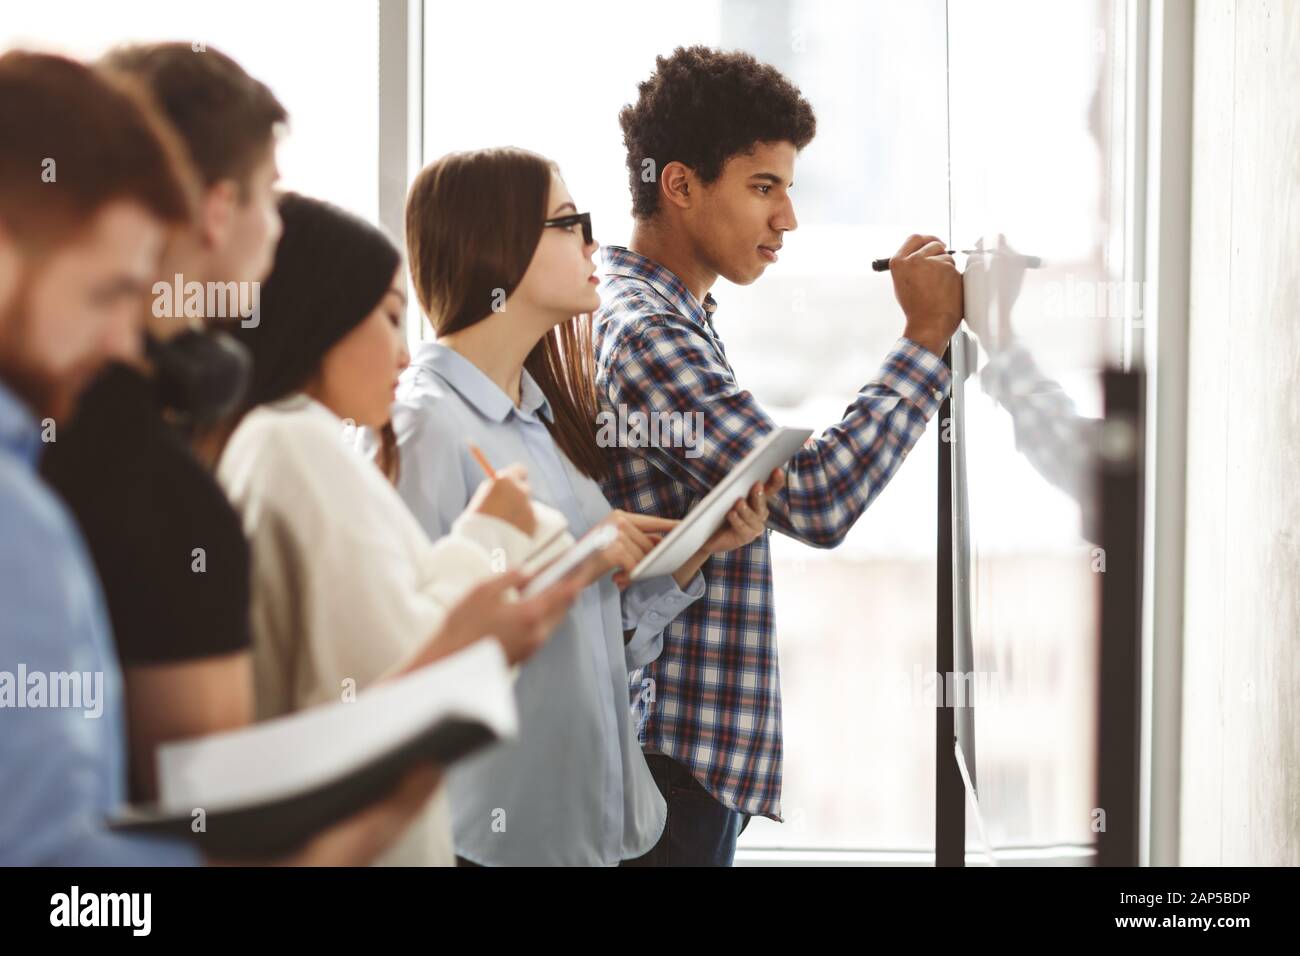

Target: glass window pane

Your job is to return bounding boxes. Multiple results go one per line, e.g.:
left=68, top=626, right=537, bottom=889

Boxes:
left=2, top=1, right=380, bottom=222
left=947, top=0, right=1128, bottom=858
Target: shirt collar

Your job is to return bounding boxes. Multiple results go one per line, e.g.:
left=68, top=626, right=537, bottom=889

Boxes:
left=266, top=391, right=342, bottom=426
left=601, top=245, right=720, bottom=334
left=410, top=341, right=554, bottom=424
left=0, top=377, right=42, bottom=467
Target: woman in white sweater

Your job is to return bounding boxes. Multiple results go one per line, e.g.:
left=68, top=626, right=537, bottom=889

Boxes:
left=216, top=193, right=580, bottom=866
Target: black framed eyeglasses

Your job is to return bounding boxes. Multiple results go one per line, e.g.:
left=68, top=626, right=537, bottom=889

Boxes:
left=543, top=211, right=593, bottom=245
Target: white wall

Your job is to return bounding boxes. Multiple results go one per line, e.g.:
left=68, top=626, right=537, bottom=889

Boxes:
left=1181, top=0, right=1300, bottom=865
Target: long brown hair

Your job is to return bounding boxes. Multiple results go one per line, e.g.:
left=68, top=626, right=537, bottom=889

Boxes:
left=405, top=147, right=607, bottom=481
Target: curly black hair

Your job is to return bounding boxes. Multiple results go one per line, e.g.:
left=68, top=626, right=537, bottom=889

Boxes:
left=619, top=45, right=816, bottom=220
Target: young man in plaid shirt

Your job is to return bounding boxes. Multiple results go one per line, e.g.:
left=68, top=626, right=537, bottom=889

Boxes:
left=596, top=46, right=964, bottom=865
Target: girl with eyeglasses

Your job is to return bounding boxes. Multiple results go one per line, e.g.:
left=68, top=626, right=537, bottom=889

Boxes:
left=394, top=147, right=781, bottom=866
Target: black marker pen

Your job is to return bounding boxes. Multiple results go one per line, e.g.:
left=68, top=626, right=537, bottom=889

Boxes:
left=871, top=250, right=1043, bottom=271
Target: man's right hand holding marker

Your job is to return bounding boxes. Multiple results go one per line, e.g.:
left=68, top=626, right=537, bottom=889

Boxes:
left=888, top=233, right=965, bottom=357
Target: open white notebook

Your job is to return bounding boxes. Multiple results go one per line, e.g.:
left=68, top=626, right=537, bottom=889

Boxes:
left=110, top=639, right=516, bottom=858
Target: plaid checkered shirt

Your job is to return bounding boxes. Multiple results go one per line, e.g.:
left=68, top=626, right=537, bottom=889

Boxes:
left=594, top=244, right=953, bottom=819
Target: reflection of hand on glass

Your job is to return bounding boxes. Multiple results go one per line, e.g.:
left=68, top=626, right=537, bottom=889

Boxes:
left=963, top=232, right=1030, bottom=354
left=977, top=332, right=1102, bottom=546
left=959, top=233, right=1102, bottom=542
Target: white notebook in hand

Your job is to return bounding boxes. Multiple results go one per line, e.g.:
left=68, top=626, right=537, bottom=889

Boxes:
left=629, top=425, right=813, bottom=581
left=110, top=639, right=517, bottom=859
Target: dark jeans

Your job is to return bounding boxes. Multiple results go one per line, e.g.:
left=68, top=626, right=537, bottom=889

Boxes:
left=621, top=753, right=751, bottom=867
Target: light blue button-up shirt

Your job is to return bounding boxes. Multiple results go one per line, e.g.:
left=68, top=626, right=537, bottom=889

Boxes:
left=0, top=378, right=199, bottom=865
left=392, top=342, right=705, bottom=866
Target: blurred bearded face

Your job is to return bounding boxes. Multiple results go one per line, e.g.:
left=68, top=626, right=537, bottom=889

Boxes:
left=0, top=200, right=164, bottom=422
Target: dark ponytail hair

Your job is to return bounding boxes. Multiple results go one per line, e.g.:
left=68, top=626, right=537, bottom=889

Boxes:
left=225, top=192, right=404, bottom=480
left=233, top=191, right=401, bottom=407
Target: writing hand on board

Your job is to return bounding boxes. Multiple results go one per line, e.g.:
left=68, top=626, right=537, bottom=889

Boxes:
left=889, top=233, right=964, bottom=357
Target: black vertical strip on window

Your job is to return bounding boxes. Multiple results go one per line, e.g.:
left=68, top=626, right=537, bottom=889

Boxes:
left=936, top=345, right=964, bottom=866
left=1095, top=367, right=1145, bottom=866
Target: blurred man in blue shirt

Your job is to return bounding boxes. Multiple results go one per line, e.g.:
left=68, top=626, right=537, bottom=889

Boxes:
left=0, top=50, right=203, bottom=865
left=0, top=50, right=444, bottom=867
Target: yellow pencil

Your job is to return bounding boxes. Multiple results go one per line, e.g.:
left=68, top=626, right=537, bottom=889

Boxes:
left=468, top=442, right=496, bottom=479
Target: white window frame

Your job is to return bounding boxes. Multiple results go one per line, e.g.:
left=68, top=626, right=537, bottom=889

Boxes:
left=378, top=0, right=426, bottom=352
left=1133, top=0, right=1193, bottom=869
